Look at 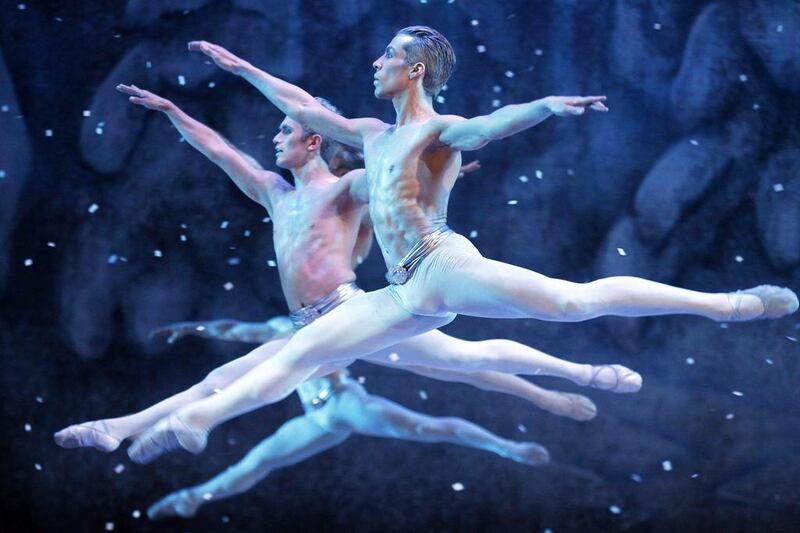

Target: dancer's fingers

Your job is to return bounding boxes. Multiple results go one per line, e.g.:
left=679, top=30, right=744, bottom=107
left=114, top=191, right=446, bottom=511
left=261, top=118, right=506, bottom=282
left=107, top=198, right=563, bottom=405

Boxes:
left=187, top=40, right=208, bottom=52
left=116, top=84, right=137, bottom=95
left=590, top=102, right=609, bottom=112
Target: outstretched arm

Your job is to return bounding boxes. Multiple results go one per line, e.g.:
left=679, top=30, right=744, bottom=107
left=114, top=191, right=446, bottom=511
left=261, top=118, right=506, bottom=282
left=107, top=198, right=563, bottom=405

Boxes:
left=116, top=84, right=286, bottom=212
left=188, top=41, right=386, bottom=149
left=150, top=316, right=295, bottom=345
left=439, top=96, right=608, bottom=152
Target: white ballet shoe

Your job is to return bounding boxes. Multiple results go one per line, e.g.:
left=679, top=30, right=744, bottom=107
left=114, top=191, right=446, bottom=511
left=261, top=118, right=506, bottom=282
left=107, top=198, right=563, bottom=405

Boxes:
left=127, top=413, right=208, bottom=464
left=587, top=364, right=642, bottom=393
left=53, top=420, right=121, bottom=452
left=148, top=489, right=201, bottom=520
left=726, top=285, right=799, bottom=321
left=512, top=442, right=550, bottom=466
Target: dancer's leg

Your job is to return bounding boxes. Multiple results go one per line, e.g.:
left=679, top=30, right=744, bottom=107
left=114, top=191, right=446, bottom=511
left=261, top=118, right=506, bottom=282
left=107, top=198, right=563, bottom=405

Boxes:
left=125, top=285, right=634, bottom=463
left=367, top=329, right=639, bottom=396
left=54, top=338, right=289, bottom=450
left=148, top=416, right=349, bottom=519
left=337, top=390, right=549, bottom=466
left=432, top=244, right=774, bottom=321
left=126, top=289, right=453, bottom=462
left=374, top=361, right=597, bottom=421
left=150, top=316, right=294, bottom=345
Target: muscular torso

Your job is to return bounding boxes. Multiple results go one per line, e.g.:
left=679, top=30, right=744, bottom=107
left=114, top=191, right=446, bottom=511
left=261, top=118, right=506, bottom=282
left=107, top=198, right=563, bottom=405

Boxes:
left=270, top=178, right=364, bottom=311
left=363, top=117, right=461, bottom=266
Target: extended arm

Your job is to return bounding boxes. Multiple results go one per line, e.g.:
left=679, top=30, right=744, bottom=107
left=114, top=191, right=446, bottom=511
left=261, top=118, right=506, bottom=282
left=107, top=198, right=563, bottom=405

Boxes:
left=439, top=96, right=608, bottom=151
left=150, top=316, right=294, bottom=345
left=116, top=84, right=285, bottom=211
left=188, top=41, right=386, bottom=149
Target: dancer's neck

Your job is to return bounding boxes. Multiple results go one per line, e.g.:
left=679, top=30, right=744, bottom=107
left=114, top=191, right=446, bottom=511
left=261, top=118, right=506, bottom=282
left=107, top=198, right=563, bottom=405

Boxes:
left=392, top=88, right=436, bottom=127
left=290, top=157, right=336, bottom=189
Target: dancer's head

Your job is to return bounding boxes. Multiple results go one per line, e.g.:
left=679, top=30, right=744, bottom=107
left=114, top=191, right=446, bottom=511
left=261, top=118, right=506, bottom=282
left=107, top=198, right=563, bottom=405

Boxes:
left=372, top=26, right=455, bottom=100
left=273, top=97, right=342, bottom=169
left=327, top=145, right=365, bottom=177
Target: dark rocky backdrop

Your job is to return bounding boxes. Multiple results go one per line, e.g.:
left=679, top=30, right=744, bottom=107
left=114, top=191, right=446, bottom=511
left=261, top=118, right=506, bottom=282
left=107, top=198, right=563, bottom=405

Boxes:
left=1, top=0, right=799, bottom=531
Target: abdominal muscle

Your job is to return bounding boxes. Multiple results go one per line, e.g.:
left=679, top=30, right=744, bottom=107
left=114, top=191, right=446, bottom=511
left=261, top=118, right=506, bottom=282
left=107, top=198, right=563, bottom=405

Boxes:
left=367, top=145, right=460, bottom=266
left=272, top=208, right=359, bottom=310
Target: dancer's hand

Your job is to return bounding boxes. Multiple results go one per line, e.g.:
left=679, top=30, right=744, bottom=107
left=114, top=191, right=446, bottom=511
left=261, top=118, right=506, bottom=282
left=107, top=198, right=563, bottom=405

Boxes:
left=116, top=84, right=173, bottom=112
left=188, top=41, right=251, bottom=75
left=544, top=96, right=608, bottom=116
left=458, top=160, right=481, bottom=178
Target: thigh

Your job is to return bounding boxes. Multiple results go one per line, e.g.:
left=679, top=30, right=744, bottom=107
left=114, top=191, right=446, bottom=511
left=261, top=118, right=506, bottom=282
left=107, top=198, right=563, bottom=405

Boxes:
left=432, top=251, right=572, bottom=319
left=205, top=337, right=291, bottom=387
left=244, top=413, right=349, bottom=466
left=331, top=390, right=432, bottom=439
left=365, top=328, right=475, bottom=367
left=286, top=288, right=452, bottom=366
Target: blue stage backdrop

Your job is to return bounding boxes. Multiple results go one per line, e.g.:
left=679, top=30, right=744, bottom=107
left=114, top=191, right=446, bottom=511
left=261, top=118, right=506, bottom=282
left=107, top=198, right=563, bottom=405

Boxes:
left=1, top=1, right=799, bottom=531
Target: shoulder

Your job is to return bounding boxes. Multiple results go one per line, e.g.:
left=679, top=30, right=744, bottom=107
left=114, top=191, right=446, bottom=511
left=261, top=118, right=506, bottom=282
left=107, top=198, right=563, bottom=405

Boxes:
left=339, top=168, right=366, bottom=182
left=257, top=170, right=292, bottom=194
left=353, top=117, right=391, bottom=136
left=427, top=114, right=467, bottom=133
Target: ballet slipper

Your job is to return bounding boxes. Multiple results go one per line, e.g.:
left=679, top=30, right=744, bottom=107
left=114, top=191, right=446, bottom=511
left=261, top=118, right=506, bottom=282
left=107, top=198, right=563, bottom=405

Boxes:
left=148, top=489, right=202, bottom=520
left=726, top=285, right=799, bottom=321
left=127, top=413, right=207, bottom=464
left=549, top=392, right=597, bottom=421
left=53, top=420, right=121, bottom=452
left=587, top=364, right=642, bottom=393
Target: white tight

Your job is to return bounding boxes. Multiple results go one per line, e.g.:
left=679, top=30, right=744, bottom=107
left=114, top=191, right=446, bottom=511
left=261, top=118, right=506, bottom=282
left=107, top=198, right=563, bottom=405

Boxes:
left=178, top=233, right=733, bottom=432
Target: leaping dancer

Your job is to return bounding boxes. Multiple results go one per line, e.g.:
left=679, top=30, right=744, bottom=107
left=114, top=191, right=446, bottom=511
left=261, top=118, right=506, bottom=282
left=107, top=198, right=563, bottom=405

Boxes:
left=56, top=86, right=646, bottom=512
left=62, top=26, right=797, bottom=465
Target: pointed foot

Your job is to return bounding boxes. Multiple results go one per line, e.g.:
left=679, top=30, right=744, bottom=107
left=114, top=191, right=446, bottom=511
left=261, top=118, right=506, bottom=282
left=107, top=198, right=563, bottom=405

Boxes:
left=53, top=420, right=121, bottom=452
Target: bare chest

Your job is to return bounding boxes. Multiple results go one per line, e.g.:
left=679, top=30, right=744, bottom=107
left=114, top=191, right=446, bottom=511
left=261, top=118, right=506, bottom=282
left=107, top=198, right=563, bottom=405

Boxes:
left=272, top=191, right=335, bottom=245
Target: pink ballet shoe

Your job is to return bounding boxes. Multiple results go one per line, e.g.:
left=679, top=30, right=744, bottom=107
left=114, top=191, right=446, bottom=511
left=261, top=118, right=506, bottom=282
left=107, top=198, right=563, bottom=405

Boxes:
left=727, top=285, right=799, bottom=321
left=587, top=364, right=642, bottom=393
left=551, top=392, right=598, bottom=421
left=53, top=420, right=121, bottom=452
left=127, top=413, right=208, bottom=464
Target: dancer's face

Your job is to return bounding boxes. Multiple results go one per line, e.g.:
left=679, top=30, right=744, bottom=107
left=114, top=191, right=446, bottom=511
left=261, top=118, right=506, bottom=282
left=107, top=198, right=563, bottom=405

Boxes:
left=272, top=117, right=318, bottom=169
left=372, top=34, right=417, bottom=99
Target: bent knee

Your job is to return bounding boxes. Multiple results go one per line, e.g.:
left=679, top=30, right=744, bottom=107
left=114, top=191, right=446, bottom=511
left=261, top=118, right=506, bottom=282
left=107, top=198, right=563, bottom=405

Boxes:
left=551, top=290, right=595, bottom=321
left=200, top=370, right=231, bottom=394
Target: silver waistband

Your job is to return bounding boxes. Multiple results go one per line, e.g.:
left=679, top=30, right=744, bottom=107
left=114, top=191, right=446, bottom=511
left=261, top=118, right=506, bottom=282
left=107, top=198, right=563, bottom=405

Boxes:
left=385, top=224, right=453, bottom=285
left=301, top=370, right=351, bottom=410
left=289, top=281, right=362, bottom=330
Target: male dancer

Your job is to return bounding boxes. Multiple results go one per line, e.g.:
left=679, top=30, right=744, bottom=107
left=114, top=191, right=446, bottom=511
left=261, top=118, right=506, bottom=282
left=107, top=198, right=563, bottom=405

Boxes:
left=143, top=146, right=563, bottom=519
left=101, top=27, right=798, bottom=462
left=55, top=85, right=640, bottom=468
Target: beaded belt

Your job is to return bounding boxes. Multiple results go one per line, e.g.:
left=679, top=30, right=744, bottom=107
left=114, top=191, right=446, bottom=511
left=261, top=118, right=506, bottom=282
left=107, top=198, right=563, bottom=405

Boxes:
left=289, top=282, right=362, bottom=330
left=385, top=224, right=453, bottom=285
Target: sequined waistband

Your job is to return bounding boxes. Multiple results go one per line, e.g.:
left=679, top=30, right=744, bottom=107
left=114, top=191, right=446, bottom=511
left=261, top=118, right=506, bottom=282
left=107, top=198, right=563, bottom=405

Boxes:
left=289, top=282, right=362, bottom=330
left=385, top=224, right=453, bottom=285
